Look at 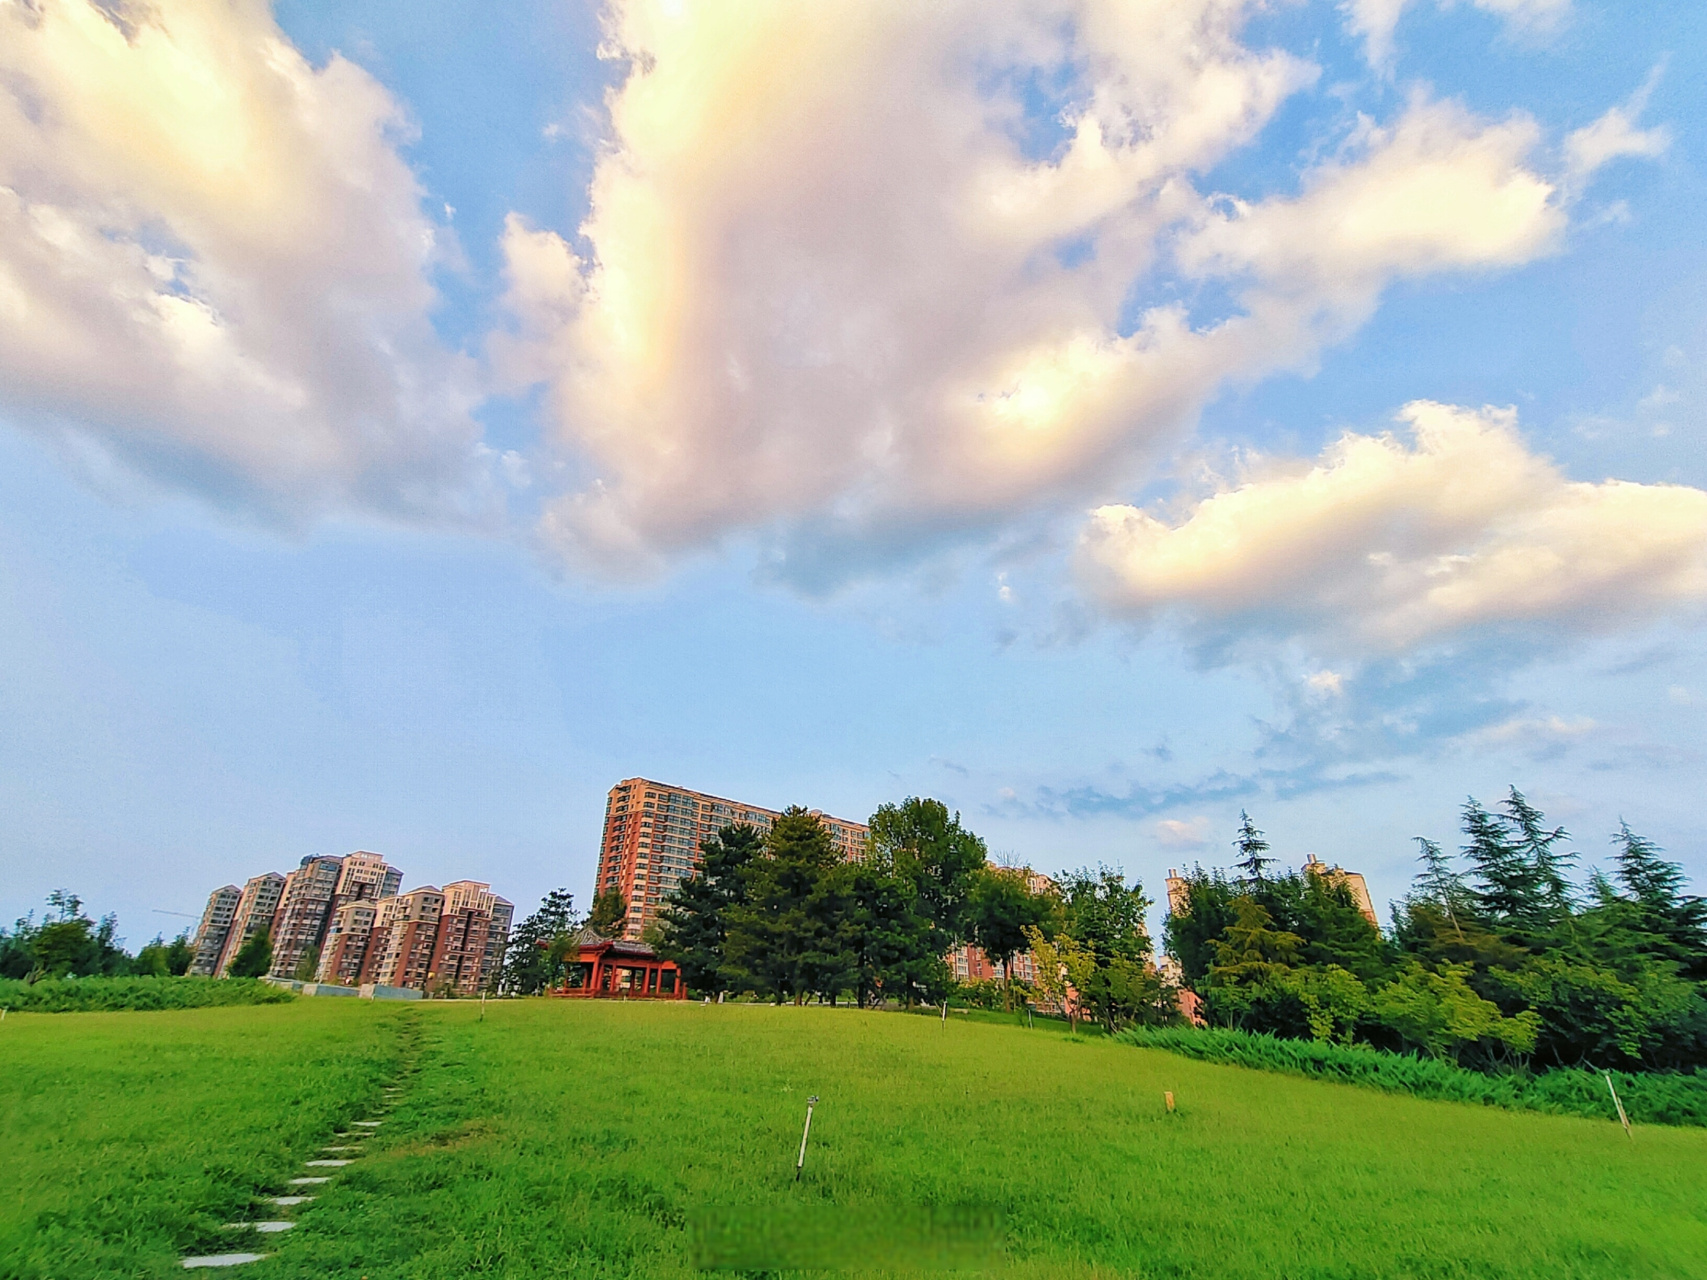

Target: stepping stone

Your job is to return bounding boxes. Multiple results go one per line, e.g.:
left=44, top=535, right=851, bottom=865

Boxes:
left=320, top=1146, right=360, bottom=1153
left=288, top=1177, right=331, bottom=1186
left=224, top=1222, right=295, bottom=1233
left=305, top=1159, right=351, bottom=1167
left=269, top=1196, right=313, bottom=1207
left=182, top=1254, right=267, bottom=1268
left=351, top=1120, right=381, bottom=1127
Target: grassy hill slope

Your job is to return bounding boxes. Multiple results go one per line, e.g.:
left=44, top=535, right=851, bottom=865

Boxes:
left=3, top=999, right=1703, bottom=1278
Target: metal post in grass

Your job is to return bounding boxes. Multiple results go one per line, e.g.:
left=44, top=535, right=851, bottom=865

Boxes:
left=940, top=998, right=947, bottom=1026
left=795, top=1095, right=819, bottom=1182
left=480, top=992, right=486, bottom=1022
left=1604, top=1071, right=1633, bottom=1139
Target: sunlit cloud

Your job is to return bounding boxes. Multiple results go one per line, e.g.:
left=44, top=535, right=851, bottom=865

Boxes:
left=1078, top=402, right=1707, bottom=654
left=499, top=0, right=1577, bottom=583
left=0, top=0, right=489, bottom=522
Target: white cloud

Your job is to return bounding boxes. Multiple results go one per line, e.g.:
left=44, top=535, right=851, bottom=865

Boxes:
left=499, top=1, right=1567, bottom=580
left=1079, top=401, right=1707, bottom=653
left=1155, top=816, right=1212, bottom=849
left=1342, top=0, right=1570, bottom=71
left=1307, top=670, right=1346, bottom=696
left=1466, top=714, right=1596, bottom=746
left=1565, top=81, right=1671, bottom=183
left=0, top=0, right=488, bottom=521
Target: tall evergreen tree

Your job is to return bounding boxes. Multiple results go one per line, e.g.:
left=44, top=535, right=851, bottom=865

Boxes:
left=587, top=887, right=628, bottom=936
left=1502, top=788, right=1576, bottom=925
left=724, top=807, right=841, bottom=1003
left=1232, top=811, right=1274, bottom=883
left=1463, top=796, right=1542, bottom=932
left=502, top=888, right=578, bottom=994
left=1162, top=866, right=1238, bottom=986
left=657, top=823, right=762, bottom=996
left=1413, top=837, right=1469, bottom=937
left=834, top=854, right=946, bottom=1007
left=1610, top=822, right=1707, bottom=977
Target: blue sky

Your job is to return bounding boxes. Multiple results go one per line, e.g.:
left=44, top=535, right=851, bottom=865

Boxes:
left=1, top=0, right=1703, bottom=943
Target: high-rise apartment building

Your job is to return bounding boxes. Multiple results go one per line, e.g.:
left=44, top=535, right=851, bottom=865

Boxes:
left=317, top=900, right=380, bottom=986
left=441, top=880, right=514, bottom=992
left=189, top=884, right=241, bottom=976
left=596, top=778, right=871, bottom=940
left=268, top=855, right=346, bottom=980
left=331, top=851, right=402, bottom=912
left=362, top=887, right=446, bottom=989
left=429, top=907, right=492, bottom=995
left=215, top=872, right=285, bottom=976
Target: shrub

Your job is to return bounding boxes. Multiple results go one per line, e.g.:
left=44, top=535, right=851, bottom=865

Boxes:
left=0, top=975, right=294, bottom=1013
left=1116, top=1024, right=1707, bottom=1127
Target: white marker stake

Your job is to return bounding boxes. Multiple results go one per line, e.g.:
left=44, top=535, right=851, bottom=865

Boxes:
left=1605, top=1071, right=1633, bottom=1139
left=795, top=1095, right=819, bottom=1182
left=940, top=1000, right=947, bottom=1026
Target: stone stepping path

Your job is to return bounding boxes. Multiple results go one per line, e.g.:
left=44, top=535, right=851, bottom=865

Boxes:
left=179, top=1048, right=415, bottom=1270
left=182, top=1253, right=268, bottom=1269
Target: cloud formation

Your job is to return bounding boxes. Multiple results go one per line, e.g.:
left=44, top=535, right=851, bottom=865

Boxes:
left=1342, top=0, right=1570, bottom=71
left=1078, top=402, right=1707, bottom=653
left=0, top=0, right=487, bottom=521
left=500, top=0, right=1570, bottom=581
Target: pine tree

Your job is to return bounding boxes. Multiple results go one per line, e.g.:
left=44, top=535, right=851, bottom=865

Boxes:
left=657, top=823, right=761, bottom=996
left=724, top=806, right=840, bottom=1003
left=1413, top=836, right=1468, bottom=937
left=1502, top=788, right=1576, bottom=925
left=1232, top=811, right=1274, bottom=882
left=1463, top=797, right=1542, bottom=932
left=502, top=888, right=578, bottom=994
left=1611, top=822, right=1707, bottom=973
left=587, top=887, right=627, bottom=936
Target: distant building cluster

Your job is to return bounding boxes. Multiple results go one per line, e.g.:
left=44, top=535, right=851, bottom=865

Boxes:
left=597, top=777, right=870, bottom=940
left=189, top=851, right=512, bottom=996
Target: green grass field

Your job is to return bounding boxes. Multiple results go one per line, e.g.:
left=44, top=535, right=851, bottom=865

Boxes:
left=3, top=999, right=1704, bottom=1278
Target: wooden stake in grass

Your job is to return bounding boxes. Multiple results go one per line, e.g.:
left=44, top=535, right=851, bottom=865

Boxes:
left=1164, top=1091, right=1175, bottom=1114
left=795, top=1096, right=819, bottom=1182
left=1604, top=1072, right=1633, bottom=1140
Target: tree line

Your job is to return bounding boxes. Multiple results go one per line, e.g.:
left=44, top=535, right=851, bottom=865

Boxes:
left=1166, top=792, right=1707, bottom=1073
left=500, top=797, right=1167, bottom=1029
left=0, top=891, right=196, bottom=980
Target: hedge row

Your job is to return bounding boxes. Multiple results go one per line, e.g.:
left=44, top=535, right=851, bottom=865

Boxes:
left=0, top=975, right=294, bottom=1012
left=1116, top=1025, right=1707, bottom=1127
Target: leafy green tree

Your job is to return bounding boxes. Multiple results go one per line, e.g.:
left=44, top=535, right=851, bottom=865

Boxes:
left=834, top=853, right=946, bottom=1007
left=1059, top=866, right=1151, bottom=964
left=503, top=888, right=579, bottom=994
left=657, top=824, right=762, bottom=996
left=0, top=913, right=41, bottom=979
left=134, top=935, right=173, bottom=977
left=1296, top=867, right=1387, bottom=983
left=293, top=944, right=321, bottom=983
left=724, top=807, right=841, bottom=1003
left=1163, top=867, right=1237, bottom=986
left=1232, top=811, right=1274, bottom=883
left=587, top=887, right=628, bottom=936
left=1202, top=898, right=1305, bottom=1032
left=165, top=932, right=195, bottom=976
left=1371, top=961, right=1540, bottom=1065
left=967, top=866, right=1058, bottom=994
left=869, top=797, right=987, bottom=945
left=227, top=929, right=273, bottom=978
